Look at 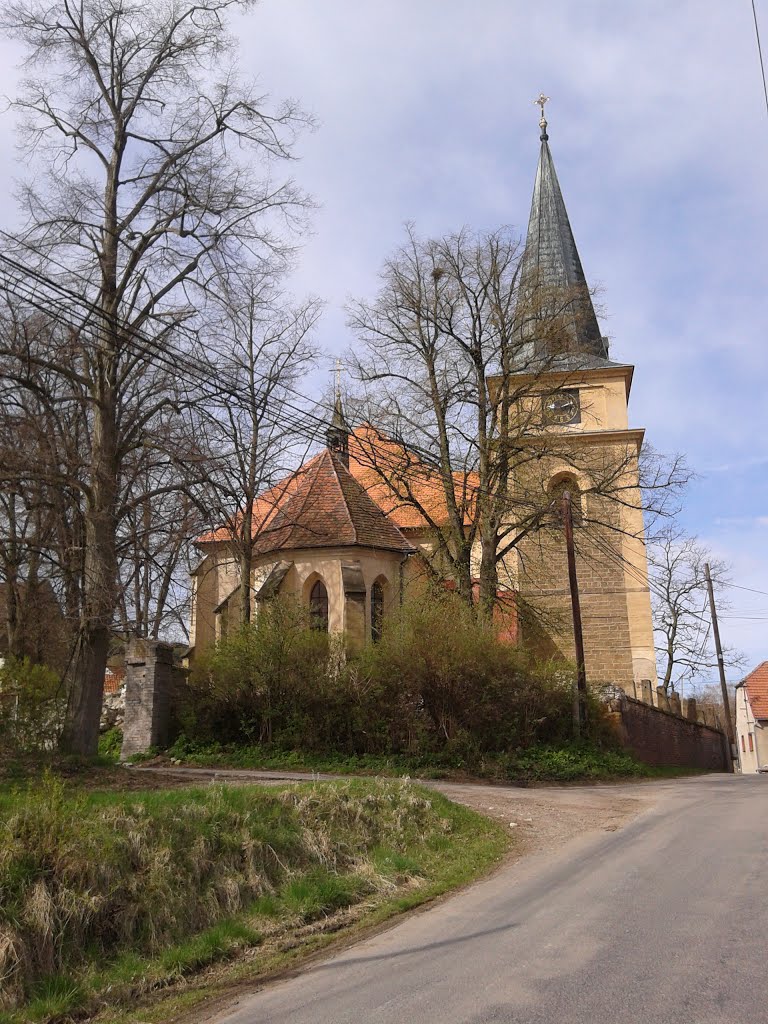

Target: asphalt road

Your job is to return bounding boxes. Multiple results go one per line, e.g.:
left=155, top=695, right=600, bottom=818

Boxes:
left=215, top=774, right=768, bottom=1024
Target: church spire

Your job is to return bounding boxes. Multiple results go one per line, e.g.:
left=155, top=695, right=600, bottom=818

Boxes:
left=326, top=359, right=350, bottom=466
left=518, top=96, right=608, bottom=362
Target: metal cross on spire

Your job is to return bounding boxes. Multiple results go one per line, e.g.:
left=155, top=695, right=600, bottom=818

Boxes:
left=329, top=357, right=346, bottom=428
left=534, top=92, right=550, bottom=140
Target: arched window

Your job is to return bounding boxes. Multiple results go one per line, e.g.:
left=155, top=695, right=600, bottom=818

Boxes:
left=309, top=579, right=329, bottom=632
left=371, top=581, right=385, bottom=643
left=548, top=476, right=584, bottom=528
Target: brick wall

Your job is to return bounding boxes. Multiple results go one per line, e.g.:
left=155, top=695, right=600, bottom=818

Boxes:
left=609, top=694, right=730, bottom=771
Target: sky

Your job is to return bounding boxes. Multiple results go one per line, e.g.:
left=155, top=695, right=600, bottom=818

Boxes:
left=0, top=0, right=766, bottom=680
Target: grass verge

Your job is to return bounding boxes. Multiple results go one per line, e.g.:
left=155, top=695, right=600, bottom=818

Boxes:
left=152, top=736, right=699, bottom=783
left=0, top=774, right=508, bottom=1023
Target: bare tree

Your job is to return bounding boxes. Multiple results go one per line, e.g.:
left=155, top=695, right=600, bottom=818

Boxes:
left=193, top=270, right=321, bottom=624
left=347, top=225, right=687, bottom=616
left=649, top=525, right=745, bottom=693
left=0, top=0, right=311, bottom=753
left=115, top=463, right=203, bottom=643
left=0, top=312, right=87, bottom=669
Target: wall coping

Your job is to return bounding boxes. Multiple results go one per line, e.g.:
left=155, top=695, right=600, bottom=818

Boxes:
left=611, top=692, right=725, bottom=739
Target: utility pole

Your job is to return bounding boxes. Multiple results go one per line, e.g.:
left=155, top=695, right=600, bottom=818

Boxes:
left=562, top=491, right=588, bottom=737
left=704, top=561, right=736, bottom=771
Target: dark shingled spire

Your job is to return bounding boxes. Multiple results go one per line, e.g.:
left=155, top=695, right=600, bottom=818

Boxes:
left=326, top=390, right=350, bottom=467
left=518, top=100, right=608, bottom=363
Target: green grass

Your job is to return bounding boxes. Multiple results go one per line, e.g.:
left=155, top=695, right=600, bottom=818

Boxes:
left=0, top=775, right=507, bottom=1023
left=157, top=736, right=692, bottom=783
left=97, top=726, right=124, bottom=762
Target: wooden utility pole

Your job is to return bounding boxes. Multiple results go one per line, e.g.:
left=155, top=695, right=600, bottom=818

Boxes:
left=562, top=491, right=588, bottom=736
left=704, top=562, right=736, bottom=770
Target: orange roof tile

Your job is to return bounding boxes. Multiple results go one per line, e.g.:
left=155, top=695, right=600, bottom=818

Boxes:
left=743, top=661, right=768, bottom=720
left=198, top=451, right=325, bottom=545
left=104, top=667, right=125, bottom=695
left=198, top=449, right=413, bottom=554
left=197, top=426, right=479, bottom=552
left=347, top=425, right=478, bottom=531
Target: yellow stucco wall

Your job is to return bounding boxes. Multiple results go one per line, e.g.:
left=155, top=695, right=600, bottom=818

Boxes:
left=503, top=365, right=657, bottom=691
left=191, top=544, right=412, bottom=660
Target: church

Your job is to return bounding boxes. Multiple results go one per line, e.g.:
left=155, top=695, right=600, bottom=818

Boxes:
left=189, top=105, right=657, bottom=695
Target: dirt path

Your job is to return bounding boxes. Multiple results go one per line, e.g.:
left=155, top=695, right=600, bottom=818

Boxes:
left=432, top=780, right=649, bottom=857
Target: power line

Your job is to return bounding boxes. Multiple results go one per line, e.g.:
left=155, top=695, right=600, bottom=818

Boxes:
left=720, top=581, right=768, bottom=598
left=0, top=248, right=458, bottom=476
left=751, top=0, right=768, bottom=119
left=9, top=245, right=749, bottom=583
left=589, top=530, right=714, bottom=627
left=0, top=236, right=460, bottom=477
left=0, top=247, right=578, bottom=523
left=0, top=253, right=333, bottom=443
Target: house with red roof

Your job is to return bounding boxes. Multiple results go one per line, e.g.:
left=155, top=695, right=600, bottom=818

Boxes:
left=735, top=662, right=768, bottom=773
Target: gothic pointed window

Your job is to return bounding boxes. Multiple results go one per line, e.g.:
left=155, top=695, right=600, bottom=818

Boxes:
left=371, top=581, right=385, bottom=643
left=309, top=579, right=329, bottom=632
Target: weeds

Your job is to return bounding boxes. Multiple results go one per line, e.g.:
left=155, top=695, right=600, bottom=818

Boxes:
left=159, top=738, right=668, bottom=783
left=0, top=776, right=506, bottom=1018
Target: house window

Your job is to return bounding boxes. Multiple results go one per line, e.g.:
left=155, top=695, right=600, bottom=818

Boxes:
left=371, top=581, right=385, bottom=643
left=749, top=733, right=754, bottom=753
left=309, top=579, right=329, bottom=632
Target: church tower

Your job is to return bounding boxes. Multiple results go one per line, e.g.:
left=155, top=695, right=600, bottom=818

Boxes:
left=509, top=98, right=657, bottom=692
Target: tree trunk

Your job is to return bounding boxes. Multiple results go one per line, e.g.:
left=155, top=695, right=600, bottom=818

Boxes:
left=478, top=522, right=499, bottom=620
left=60, top=388, right=118, bottom=755
left=4, top=492, right=22, bottom=658
left=60, top=622, right=110, bottom=753
left=661, top=611, right=678, bottom=694
left=240, top=544, right=253, bottom=624
left=239, top=494, right=254, bottom=625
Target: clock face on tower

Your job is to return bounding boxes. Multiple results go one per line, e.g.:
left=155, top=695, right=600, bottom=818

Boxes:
left=543, top=389, right=581, bottom=426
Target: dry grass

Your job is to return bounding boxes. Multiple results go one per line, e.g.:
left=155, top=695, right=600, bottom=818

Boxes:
left=0, top=774, right=507, bottom=1022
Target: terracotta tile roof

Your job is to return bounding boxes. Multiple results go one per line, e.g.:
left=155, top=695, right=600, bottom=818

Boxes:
left=197, top=452, right=322, bottom=545
left=199, top=449, right=414, bottom=554
left=346, top=425, right=478, bottom=531
left=196, top=426, right=479, bottom=552
left=743, top=661, right=768, bottom=720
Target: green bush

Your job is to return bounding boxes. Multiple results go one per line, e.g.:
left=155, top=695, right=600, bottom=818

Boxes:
left=0, top=656, right=64, bottom=751
left=98, top=727, right=123, bottom=762
left=508, top=743, right=646, bottom=781
left=177, top=590, right=607, bottom=759
left=181, top=598, right=333, bottom=746
left=355, top=591, right=579, bottom=752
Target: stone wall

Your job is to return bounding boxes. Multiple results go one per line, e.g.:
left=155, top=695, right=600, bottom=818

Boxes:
left=608, top=693, right=730, bottom=772
left=121, top=639, right=176, bottom=759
